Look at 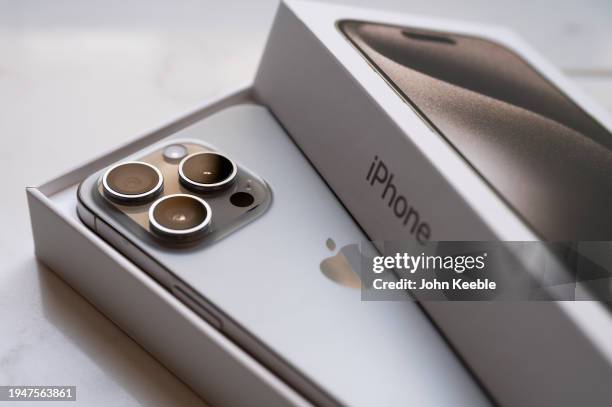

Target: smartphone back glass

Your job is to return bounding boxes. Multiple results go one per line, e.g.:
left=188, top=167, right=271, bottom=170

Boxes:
left=78, top=104, right=487, bottom=406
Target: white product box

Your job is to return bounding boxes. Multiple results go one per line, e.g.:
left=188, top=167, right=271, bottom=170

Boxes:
left=27, top=1, right=612, bottom=406
left=27, top=86, right=311, bottom=407
left=255, top=1, right=612, bottom=406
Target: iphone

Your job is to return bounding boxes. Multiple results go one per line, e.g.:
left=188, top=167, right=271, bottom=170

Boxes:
left=76, top=104, right=487, bottom=406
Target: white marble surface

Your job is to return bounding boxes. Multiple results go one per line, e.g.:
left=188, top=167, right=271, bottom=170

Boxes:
left=1, top=0, right=611, bottom=406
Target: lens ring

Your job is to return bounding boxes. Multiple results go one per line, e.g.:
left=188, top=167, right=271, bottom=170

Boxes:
left=149, top=194, right=212, bottom=239
left=102, top=161, right=163, bottom=203
left=178, top=152, right=237, bottom=192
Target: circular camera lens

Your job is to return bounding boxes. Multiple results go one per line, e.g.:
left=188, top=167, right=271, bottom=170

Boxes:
left=149, top=194, right=211, bottom=239
left=163, top=144, right=188, bottom=162
left=179, top=152, right=237, bottom=192
left=102, top=161, right=163, bottom=204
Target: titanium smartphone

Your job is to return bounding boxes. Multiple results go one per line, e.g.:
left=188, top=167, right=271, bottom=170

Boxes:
left=340, top=20, right=612, bottom=241
left=77, top=104, right=488, bottom=406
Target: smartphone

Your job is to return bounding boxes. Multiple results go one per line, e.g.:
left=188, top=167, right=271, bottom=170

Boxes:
left=77, top=104, right=487, bottom=406
left=340, top=20, right=612, bottom=241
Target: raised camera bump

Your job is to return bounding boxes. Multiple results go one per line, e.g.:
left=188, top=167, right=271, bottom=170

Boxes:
left=102, top=161, right=163, bottom=204
left=149, top=193, right=212, bottom=240
left=178, top=151, right=237, bottom=192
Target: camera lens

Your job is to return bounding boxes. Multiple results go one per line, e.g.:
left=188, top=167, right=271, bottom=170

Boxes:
left=149, top=194, right=211, bottom=239
left=102, top=161, right=163, bottom=204
left=179, top=152, right=237, bottom=192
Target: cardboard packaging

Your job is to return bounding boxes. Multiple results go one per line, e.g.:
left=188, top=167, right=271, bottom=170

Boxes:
left=27, top=0, right=612, bottom=406
left=255, top=1, right=612, bottom=406
left=27, top=86, right=313, bottom=407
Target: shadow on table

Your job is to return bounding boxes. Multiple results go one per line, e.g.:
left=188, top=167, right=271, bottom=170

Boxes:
left=35, top=259, right=208, bottom=407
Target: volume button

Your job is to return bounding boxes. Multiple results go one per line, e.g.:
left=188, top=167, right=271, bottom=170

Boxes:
left=172, top=285, right=223, bottom=330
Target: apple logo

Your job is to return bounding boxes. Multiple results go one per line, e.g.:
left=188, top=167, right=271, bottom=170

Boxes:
left=319, top=238, right=366, bottom=289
